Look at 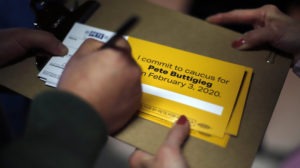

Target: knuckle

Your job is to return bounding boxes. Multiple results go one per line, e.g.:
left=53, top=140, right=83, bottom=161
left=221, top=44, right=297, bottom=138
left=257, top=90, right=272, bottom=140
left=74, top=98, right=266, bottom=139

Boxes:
left=110, top=51, right=128, bottom=63
left=84, top=38, right=101, bottom=45
left=122, top=62, right=141, bottom=81
left=131, top=65, right=142, bottom=78
left=79, top=38, right=104, bottom=51
left=262, top=4, right=279, bottom=12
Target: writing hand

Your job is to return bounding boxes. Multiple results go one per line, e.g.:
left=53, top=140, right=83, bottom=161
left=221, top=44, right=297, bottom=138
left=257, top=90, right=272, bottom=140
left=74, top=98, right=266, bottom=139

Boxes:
left=58, top=38, right=142, bottom=133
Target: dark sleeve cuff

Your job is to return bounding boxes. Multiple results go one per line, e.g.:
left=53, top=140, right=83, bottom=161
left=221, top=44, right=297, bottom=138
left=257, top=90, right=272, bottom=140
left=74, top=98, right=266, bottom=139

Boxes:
left=2, top=90, right=108, bottom=168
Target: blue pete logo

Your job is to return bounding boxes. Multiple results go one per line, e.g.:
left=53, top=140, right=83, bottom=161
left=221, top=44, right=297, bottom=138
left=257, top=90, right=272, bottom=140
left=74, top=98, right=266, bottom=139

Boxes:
left=88, top=31, right=105, bottom=39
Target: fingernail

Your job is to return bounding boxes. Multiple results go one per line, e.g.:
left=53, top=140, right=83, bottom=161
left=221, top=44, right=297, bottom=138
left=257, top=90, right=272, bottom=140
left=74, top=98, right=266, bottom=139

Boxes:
left=58, top=43, right=68, bottom=55
left=176, top=115, right=187, bottom=125
left=232, top=38, right=246, bottom=49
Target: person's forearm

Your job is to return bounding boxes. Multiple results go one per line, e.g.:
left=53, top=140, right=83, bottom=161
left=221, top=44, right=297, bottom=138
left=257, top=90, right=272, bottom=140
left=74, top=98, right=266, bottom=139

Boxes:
left=1, top=90, right=108, bottom=168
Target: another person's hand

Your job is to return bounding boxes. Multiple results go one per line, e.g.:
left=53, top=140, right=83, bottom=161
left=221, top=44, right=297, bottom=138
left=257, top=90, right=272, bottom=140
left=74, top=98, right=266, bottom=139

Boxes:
left=0, top=28, right=68, bottom=67
left=58, top=38, right=142, bottom=133
left=206, top=5, right=300, bottom=59
left=130, top=115, right=190, bottom=168
left=147, top=0, right=191, bottom=13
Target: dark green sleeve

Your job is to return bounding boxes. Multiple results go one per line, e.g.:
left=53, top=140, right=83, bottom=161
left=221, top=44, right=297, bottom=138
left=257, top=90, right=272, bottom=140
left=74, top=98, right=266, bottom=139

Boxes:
left=1, top=90, right=108, bottom=168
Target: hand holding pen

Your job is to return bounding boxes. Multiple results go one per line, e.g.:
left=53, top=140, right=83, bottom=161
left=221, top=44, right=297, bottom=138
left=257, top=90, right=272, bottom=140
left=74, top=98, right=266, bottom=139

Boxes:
left=58, top=16, right=142, bottom=133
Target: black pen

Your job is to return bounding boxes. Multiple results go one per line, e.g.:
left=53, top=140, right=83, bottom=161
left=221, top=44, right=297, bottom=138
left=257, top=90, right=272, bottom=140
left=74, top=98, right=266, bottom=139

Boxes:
left=101, top=16, right=139, bottom=49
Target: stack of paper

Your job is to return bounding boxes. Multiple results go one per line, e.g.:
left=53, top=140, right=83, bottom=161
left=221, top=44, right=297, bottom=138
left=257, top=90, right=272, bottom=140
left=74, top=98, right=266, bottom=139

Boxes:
left=38, top=23, right=116, bottom=86
left=39, top=23, right=253, bottom=148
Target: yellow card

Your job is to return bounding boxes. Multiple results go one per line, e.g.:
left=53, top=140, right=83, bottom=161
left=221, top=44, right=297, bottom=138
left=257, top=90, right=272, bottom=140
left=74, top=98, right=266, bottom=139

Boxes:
left=139, top=112, right=230, bottom=147
left=225, top=68, right=253, bottom=135
left=128, top=37, right=251, bottom=137
left=139, top=68, right=252, bottom=147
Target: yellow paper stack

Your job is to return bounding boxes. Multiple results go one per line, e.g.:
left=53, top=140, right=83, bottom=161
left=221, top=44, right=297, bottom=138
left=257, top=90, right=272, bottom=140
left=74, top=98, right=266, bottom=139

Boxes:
left=38, top=22, right=253, bottom=148
left=128, top=37, right=253, bottom=148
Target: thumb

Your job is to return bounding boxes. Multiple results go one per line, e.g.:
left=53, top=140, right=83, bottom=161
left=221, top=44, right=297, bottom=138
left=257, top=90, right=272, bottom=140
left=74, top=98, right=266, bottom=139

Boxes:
left=129, top=115, right=190, bottom=168
left=15, top=28, right=68, bottom=56
left=162, top=115, right=190, bottom=149
left=129, top=150, right=153, bottom=168
left=231, top=28, right=275, bottom=50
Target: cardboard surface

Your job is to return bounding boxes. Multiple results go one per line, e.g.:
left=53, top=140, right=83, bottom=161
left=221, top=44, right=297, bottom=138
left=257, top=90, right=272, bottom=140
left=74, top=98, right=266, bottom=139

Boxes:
left=0, top=0, right=291, bottom=167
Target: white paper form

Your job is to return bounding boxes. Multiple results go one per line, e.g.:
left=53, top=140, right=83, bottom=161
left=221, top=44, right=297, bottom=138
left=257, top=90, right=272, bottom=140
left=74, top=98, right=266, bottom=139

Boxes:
left=38, top=23, right=116, bottom=86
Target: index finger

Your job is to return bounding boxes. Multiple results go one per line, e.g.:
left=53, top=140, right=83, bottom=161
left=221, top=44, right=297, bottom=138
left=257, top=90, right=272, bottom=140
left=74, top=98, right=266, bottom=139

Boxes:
left=75, top=37, right=131, bottom=57
left=206, top=8, right=265, bottom=26
left=101, top=38, right=137, bottom=66
left=75, top=38, right=104, bottom=56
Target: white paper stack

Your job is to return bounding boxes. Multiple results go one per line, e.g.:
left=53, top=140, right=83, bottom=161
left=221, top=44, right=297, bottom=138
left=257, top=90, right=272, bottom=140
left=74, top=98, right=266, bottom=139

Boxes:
left=38, top=23, right=116, bottom=86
